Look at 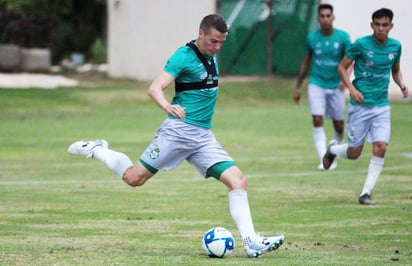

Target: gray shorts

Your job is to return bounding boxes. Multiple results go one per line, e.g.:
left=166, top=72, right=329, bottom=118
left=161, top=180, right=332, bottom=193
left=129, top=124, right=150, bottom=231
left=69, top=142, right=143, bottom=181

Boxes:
left=346, top=105, right=391, bottom=147
left=308, top=84, right=346, bottom=120
left=140, top=118, right=234, bottom=177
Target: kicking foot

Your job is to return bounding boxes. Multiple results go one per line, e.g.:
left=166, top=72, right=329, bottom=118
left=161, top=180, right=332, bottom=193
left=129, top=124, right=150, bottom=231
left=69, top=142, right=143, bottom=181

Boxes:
left=67, top=139, right=108, bottom=158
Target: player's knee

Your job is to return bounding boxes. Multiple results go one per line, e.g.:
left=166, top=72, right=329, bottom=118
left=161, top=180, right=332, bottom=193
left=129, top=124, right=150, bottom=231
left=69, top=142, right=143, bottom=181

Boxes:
left=230, top=174, right=247, bottom=190
left=122, top=167, right=148, bottom=187
left=123, top=176, right=146, bottom=187
left=312, top=116, right=323, bottom=127
left=347, top=146, right=363, bottom=159
left=373, top=142, right=387, bottom=157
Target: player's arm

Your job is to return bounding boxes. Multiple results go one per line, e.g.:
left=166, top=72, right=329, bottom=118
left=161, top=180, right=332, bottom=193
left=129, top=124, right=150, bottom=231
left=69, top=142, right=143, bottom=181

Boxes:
left=338, top=62, right=353, bottom=90
left=294, top=54, right=311, bottom=104
left=391, top=62, right=409, bottom=98
left=148, top=70, right=186, bottom=119
left=338, top=56, right=363, bottom=103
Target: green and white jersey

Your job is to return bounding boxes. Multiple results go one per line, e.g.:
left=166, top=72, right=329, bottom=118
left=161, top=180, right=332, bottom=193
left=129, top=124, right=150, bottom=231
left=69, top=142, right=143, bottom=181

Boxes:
left=347, top=35, right=401, bottom=107
left=306, top=29, right=351, bottom=89
left=164, top=43, right=219, bottom=129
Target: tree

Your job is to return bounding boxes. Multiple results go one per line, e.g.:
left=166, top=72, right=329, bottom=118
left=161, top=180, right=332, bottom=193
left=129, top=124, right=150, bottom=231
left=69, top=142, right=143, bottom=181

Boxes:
left=0, top=0, right=106, bottom=63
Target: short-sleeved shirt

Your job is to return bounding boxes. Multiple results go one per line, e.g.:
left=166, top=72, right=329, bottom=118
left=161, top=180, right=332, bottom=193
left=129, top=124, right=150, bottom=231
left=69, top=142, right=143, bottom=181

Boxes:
left=163, top=44, right=219, bottom=129
left=306, top=28, right=351, bottom=89
left=346, top=35, right=401, bottom=107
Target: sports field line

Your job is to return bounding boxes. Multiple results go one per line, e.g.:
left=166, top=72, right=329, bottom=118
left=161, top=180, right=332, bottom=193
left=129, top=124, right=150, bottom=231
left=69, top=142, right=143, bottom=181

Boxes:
left=0, top=163, right=411, bottom=186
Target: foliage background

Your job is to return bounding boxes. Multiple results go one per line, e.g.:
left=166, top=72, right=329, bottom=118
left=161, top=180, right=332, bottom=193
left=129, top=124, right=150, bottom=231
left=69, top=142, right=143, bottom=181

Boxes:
left=0, top=0, right=106, bottom=63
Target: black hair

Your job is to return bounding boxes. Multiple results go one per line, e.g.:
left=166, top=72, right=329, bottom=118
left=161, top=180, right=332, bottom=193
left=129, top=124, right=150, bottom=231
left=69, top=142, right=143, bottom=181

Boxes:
left=318, top=3, right=333, bottom=14
left=372, top=8, right=394, bottom=21
left=200, top=14, right=229, bottom=34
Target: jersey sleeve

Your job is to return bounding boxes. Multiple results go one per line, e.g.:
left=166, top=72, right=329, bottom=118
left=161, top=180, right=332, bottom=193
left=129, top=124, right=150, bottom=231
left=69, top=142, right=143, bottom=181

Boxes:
left=163, top=47, right=187, bottom=78
left=346, top=39, right=361, bottom=61
left=342, top=31, right=352, bottom=54
left=395, top=43, right=401, bottom=64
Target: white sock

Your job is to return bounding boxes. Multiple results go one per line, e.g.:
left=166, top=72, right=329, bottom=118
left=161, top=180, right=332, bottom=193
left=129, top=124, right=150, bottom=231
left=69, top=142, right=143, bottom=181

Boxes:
left=330, top=143, right=349, bottom=158
left=312, top=127, right=326, bottom=161
left=92, top=147, right=134, bottom=177
left=228, top=190, right=256, bottom=247
left=334, top=131, right=344, bottom=144
left=360, top=156, right=384, bottom=196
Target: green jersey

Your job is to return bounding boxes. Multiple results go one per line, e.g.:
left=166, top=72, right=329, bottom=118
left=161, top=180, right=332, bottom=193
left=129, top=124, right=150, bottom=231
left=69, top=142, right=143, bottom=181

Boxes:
left=347, top=35, right=401, bottom=107
left=164, top=43, right=219, bottom=129
left=306, top=29, right=351, bottom=89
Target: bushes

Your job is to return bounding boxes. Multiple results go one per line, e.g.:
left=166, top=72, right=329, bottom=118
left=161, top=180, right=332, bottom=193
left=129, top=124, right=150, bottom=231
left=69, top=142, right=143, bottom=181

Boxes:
left=0, top=7, right=56, bottom=48
left=0, top=0, right=106, bottom=64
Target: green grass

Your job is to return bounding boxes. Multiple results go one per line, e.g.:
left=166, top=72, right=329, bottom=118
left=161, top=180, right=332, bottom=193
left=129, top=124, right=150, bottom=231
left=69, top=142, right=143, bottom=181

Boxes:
left=0, top=75, right=411, bottom=265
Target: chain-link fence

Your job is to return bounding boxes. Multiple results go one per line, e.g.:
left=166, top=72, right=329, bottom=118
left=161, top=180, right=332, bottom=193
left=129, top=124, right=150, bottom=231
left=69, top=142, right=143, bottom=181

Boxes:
left=218, top=0, right=318, bottom=75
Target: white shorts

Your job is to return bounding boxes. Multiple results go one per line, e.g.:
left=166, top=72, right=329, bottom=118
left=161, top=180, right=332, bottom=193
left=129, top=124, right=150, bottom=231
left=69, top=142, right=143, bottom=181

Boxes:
left=308, top=84, right=346, bottom=120
left=346, top=105, right=391, bottom=147
left=140, top=118, right=233, bottom=177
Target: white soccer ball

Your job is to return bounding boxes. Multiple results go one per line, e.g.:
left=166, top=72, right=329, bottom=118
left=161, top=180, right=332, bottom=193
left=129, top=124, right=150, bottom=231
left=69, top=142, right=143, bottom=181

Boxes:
left=202, top=227, right=235, bottom=258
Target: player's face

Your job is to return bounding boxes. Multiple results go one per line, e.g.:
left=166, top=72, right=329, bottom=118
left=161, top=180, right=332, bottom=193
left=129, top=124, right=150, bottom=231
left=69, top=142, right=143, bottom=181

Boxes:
left=198, top=28, right=227, bottom=56
left=371, top=17, right=393, bottom=44
left=317, top=9, right=334, bottom=31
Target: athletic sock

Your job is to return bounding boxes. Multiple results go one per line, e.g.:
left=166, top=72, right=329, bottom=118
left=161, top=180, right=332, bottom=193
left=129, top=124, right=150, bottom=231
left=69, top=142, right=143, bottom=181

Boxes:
left=330, top=143, right=348, bottom=158
left=228, top=189, right=256, bottom=247
left=360, top=156, right=384, bottom=196
left=312, top=127, right=326, bottom=161
left=334, top=131, right=344, bottom=144
left=92, top=147, right=134, bottom=177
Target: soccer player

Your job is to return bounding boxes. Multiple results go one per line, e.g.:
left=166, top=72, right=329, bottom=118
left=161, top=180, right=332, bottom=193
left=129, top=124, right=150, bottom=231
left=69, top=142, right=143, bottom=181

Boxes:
left=67, top=14, right=284, bottom=257
left=294, top=4, right=351, bottom=170
left=323, top=8, right=409, bottom=205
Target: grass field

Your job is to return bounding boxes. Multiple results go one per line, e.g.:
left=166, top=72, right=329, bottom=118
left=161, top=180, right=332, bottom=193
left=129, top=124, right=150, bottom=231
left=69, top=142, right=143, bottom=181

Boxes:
left=0, top=75, right=411, bottom=265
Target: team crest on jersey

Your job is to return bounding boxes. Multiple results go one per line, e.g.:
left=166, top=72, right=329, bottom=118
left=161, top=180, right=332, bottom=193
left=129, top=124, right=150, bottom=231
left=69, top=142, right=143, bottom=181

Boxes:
left=388, top=53, right=394, bottom=60
left=150, top=148, right=160, bottom=159
left=333, top=42, right=340, bottom=49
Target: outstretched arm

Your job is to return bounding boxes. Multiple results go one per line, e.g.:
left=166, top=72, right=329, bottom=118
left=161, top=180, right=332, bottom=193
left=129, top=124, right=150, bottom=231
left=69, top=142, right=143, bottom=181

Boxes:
left=338, top=56, right=363, bottom=103
left=148, top=70, right=186, bottom=119
left=392, top=62, right=409, bottom=98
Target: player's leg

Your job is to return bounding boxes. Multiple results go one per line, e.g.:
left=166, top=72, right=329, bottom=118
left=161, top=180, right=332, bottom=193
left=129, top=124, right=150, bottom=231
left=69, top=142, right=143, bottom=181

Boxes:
left=68, top=139, right=134, bottom=177
left=328, top=88, right=346, bottom=144
left=332, top=120, right=344, bottom=143
left=121, top=160, right=155, bottom=187
left=322, top=105, right=368, bottom=169
left=189, top=133, right=284, bottom=258
left=359, top=106, right=390, bottom=205
left=218, top=166, right=284, bottom=258
left=67, top=139, right=157, bottom=186
left=308, top=84, right=327, bottom=170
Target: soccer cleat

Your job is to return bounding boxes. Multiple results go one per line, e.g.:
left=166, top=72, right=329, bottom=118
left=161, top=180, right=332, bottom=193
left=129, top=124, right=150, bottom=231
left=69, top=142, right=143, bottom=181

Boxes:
left=244, top=235, right=285, bottom=258
left=318, top=163, right=325, bottom=171
left=358, top=194, right=376, bottom=205
left=329, top=156, right=338, bottom=170
left=322, top=140, right=337, bottom=170
left=67, top=139, right=108, bottom=158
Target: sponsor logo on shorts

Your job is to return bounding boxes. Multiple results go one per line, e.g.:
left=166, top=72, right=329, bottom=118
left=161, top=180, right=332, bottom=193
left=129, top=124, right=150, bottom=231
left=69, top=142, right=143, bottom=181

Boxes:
left=150, top=148, right=160, bottom=159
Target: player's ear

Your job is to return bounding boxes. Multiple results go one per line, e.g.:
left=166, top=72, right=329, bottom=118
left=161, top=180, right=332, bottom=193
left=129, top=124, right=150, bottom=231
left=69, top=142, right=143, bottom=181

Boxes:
left=198, top=28, right=205, bottom=39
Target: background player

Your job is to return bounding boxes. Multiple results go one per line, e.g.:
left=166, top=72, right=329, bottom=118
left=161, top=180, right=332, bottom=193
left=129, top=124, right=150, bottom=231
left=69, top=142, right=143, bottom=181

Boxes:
left=294, top=4, right=351, bottom=170
left=323, top=8, right=409, bottom=204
